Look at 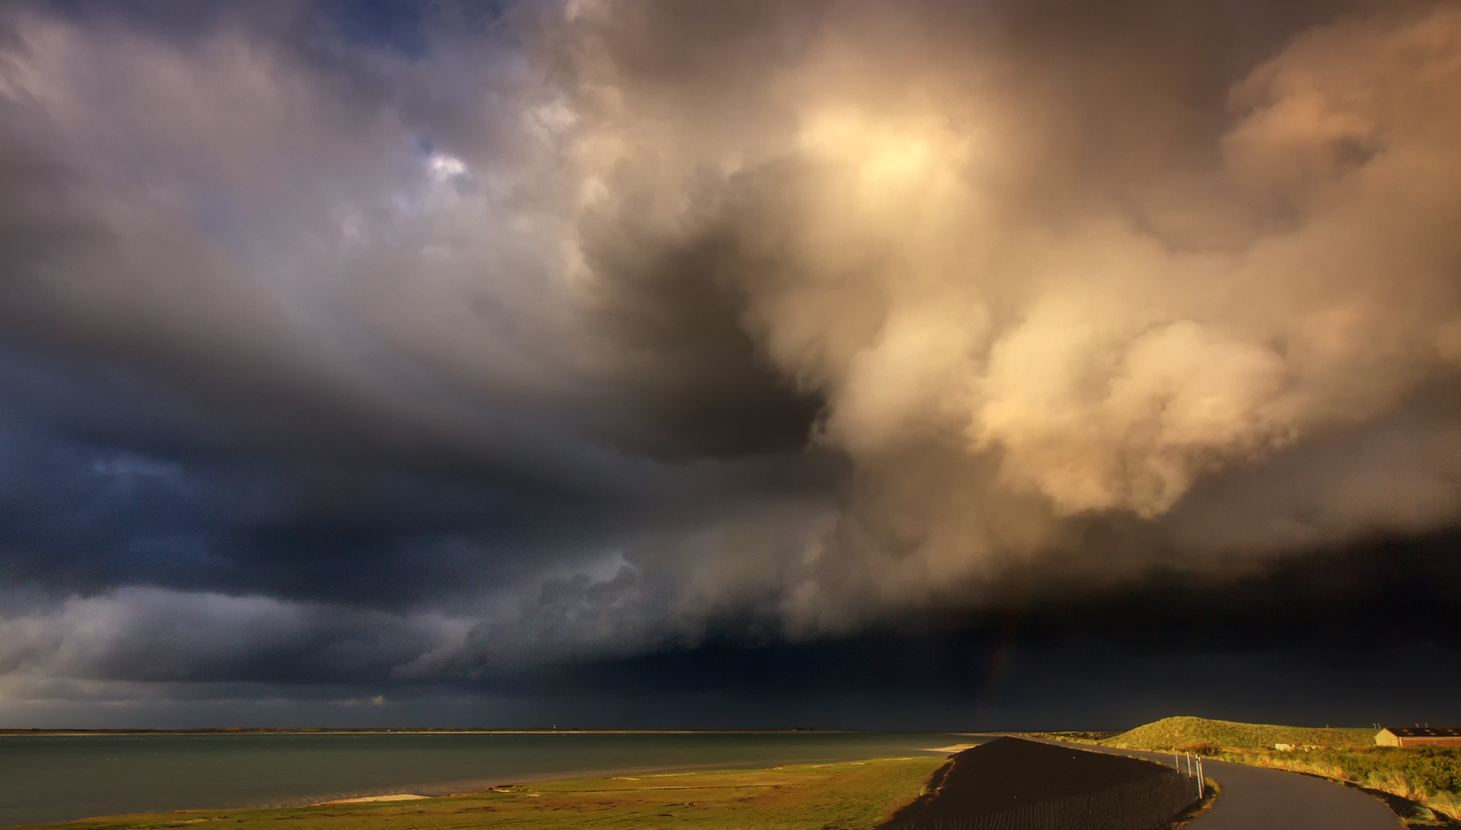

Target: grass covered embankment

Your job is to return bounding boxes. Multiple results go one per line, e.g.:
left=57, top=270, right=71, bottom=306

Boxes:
left=12, top=757, right=943, bottom=830
left=1103, top=716, right=1373, bottom=753
left=1034, top=716, right=1461, bottom=826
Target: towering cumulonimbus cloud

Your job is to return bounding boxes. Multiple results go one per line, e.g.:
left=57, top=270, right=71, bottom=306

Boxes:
left=555, top=0, right=1461, bottom=626
left=0, top=0, right=1460, bottom=703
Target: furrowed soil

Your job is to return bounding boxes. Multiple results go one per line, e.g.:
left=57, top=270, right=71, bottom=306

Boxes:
left=880, top=736, right=1175, bottom=827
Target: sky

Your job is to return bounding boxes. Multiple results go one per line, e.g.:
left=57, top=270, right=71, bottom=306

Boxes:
left=0, top=0, right=1459, bottom=730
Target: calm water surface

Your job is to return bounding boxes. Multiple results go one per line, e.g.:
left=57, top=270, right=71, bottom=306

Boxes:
left=0, top=731, right=970, bottom=827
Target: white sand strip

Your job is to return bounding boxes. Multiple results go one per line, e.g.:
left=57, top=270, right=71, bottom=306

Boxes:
left=310, top=793, right=431, bottom=805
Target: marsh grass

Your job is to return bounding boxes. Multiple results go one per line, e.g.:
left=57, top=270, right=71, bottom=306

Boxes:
left=1429, top=791, right=1461, bottom=823
left=1367, top=770, right=1427, bottom=802
left=10, top=757, right=945, bottom=830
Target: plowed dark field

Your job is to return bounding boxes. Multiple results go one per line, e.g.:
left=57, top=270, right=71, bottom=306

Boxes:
left=881, top=736, right=1176, bottom=827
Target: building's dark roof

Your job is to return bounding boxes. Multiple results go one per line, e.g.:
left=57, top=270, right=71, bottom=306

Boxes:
left=1383, top=727, right=1461, bottom=738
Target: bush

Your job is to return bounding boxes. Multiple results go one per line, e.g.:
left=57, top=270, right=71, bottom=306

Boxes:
left=1428, top=790, right=1461, bottom=820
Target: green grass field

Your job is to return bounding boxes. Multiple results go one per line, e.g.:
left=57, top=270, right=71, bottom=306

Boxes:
left=13, top=757, right=944, bottom=830
left=1101, top=716, right=1374, bottom=752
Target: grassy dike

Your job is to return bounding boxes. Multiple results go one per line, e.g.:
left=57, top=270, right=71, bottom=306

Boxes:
left=1034, top=717, right=1461, bottom=827
left=13, top=757, right=944, bottom=830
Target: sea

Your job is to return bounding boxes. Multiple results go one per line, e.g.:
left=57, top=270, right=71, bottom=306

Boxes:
left=0, top=731, right=972, bottom=827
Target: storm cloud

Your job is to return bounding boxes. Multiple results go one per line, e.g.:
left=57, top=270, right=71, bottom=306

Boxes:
left=0, top=0, right=1459, bottom=727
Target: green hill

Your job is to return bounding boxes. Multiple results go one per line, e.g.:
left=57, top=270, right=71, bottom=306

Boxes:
left=1103, top=716, right=1375, bottom=752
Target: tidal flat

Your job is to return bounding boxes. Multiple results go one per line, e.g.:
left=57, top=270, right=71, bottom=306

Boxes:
left=0, top=732, right=962, bottom=827
left=8, top=758, right=944, bottom=830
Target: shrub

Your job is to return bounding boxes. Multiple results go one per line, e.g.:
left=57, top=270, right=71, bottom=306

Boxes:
left=1428, top=790, right=1461, bottom=820
left=1366, top=770, right=1423, bottom=801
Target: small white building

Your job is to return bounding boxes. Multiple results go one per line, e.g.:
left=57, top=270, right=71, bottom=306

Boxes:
left=1375, top=727, right=1461, bottom=747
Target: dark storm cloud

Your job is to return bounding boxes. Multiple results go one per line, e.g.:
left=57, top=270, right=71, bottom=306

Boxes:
left=581, top=201, right=825, bottom=459
left=0, top=0, right=687, bottom=601
left=0, top=587, right=441, bottom=684
left=552, top=0, right=1461, bottom=632
left=1, top=0, right=1460, bottom=725
left=0, top=346, right=638, bottom=606
left=488, top=532, right=1461, bottom=728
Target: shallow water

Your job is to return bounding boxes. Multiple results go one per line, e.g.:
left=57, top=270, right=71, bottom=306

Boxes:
left=0, top=731, right=968, bottom=827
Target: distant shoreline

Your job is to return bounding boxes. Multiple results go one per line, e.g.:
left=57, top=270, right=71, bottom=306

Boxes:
left=0, top=727, right=856, bottom=736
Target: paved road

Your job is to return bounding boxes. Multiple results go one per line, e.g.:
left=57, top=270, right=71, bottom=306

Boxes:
left=1040, top=741, right=1401, bottom=830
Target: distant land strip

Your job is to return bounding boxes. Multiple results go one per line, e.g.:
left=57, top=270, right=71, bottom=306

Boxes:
left=0, top=726, right=853, bottom=736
